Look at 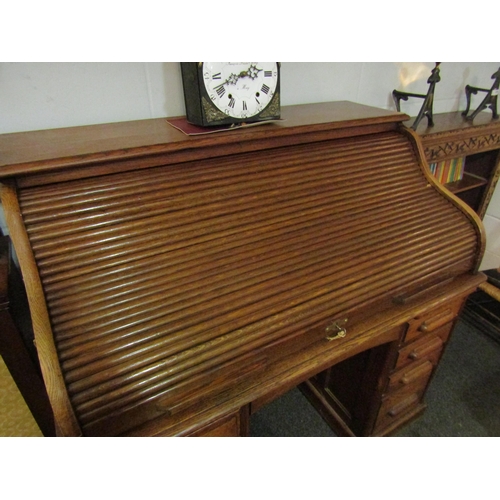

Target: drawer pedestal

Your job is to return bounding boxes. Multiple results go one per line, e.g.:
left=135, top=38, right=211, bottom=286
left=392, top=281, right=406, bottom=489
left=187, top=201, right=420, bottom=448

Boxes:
left=300, top=292, right=469, bottom=436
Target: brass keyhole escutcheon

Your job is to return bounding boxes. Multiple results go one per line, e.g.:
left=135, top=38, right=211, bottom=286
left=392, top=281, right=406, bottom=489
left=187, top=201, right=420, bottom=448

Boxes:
left=325, top=318, right=348, bottom=341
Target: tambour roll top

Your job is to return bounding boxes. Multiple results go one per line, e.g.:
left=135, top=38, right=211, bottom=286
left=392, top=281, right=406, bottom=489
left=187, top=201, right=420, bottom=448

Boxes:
left=0, top=102, right=484, bottom=436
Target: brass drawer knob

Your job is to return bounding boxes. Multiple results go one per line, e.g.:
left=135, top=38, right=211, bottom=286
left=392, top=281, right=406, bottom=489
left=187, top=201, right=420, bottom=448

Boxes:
left=325, top=319, right=348, bottom=341
left=418, top=322, right=429, bottom=333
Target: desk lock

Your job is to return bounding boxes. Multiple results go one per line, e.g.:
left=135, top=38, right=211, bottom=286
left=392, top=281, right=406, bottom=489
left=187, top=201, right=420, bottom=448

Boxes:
left=325, top=318, right=348, bottom=341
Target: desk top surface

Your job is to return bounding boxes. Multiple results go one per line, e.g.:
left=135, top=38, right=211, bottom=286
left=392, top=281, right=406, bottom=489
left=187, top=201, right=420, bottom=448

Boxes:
left=407, top=111, right=500, bottom=138
left=0, top=102, right=405, bottom=178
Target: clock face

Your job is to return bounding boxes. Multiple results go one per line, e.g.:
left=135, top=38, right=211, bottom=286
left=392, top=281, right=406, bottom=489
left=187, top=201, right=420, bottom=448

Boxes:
left=202, top=62, right=279, bottom=120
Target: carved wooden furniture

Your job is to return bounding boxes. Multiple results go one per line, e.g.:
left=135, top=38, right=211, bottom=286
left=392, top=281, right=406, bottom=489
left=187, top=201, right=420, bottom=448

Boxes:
left=411, top=111, right=500, bottom=218
left=0, top=101, right=486, bottom=437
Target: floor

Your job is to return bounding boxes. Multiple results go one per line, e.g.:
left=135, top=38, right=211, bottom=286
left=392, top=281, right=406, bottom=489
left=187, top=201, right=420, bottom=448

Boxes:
left=0, top=355, right=42, bottom=437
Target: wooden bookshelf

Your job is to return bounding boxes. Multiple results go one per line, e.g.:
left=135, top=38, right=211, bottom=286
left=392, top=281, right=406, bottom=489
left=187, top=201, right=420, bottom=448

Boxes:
left=446, top=172, right=488, bottom=194
left=409, top=111, right=500, bottom=219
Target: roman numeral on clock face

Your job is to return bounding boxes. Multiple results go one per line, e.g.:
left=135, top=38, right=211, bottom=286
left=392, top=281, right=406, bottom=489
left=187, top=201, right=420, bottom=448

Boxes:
left=212, top=73, right=222, bottom=79
left=261, top=84, right=270, bottom=94
left=215, top=85, right=226, bottom=97
left=264, top=71, right=272, bottom=77
left=228, top=97, right=235, bottom=108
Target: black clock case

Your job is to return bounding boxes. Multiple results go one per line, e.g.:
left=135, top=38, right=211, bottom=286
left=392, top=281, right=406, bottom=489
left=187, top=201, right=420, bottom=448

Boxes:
left=180, top=62, right=281, bottom=127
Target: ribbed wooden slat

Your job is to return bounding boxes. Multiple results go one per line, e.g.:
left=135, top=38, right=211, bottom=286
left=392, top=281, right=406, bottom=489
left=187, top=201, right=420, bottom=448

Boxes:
left=66, top=252, right=474, bottom=419
left=17, top=131, right=479, bottom=431
left=21, top=147, right=412, bottom=237
left=18, top=133, right=406, bottom=206
left=60, top=228, right=474, bottom=383
left=25, top=164, right=414, bottom=265
left=73, top=243, right=475, bottom=424
left=41, top=181, right=429, bottom=292
left=50, top=204, right=453, bottom=332
left=54, top=208, right=465, bottom=353
left=28, top=151, right=417, bottom=250
left=47, top=194, right=433, bottom=320
left=20, top=138, right=411, bottom=230
left=22, top=145, right=410, bottom=222
left=29, top=162, right=416, bottom=259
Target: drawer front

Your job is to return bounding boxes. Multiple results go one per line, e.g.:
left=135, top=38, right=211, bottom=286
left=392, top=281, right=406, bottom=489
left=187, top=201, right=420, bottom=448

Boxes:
left=373, top=299, right=460, bottom=433
left=187, top=408, right=247, bottom=437
left=191, top=414, right=241, bottom=437
left=396, top=334, right=443, bottom=370
left=404, top=297, right=463, bottom=344
left=387, top=359, right=434, bottom=393
left=374, top=376, right=429, bottom=433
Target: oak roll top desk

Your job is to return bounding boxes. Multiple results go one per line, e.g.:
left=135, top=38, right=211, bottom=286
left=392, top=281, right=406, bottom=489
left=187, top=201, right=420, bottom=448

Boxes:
left=0, top=102, right=487, bottom=437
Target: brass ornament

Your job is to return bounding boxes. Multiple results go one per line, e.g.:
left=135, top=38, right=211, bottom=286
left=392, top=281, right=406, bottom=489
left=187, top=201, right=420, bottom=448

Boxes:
left=259, top=92, right=280, bottom=119
left=202, top=97, right=228, bottom=123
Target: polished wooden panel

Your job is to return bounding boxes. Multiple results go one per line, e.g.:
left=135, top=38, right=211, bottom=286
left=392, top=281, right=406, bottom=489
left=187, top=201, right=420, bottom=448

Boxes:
left=185, top=406, right=249, bottom=437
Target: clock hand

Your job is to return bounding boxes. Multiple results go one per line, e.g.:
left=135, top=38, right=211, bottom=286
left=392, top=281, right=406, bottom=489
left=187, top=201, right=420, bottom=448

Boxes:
left=236, top=65, right=262, bottom=81
left=223, top=65, right=263, bottom=86
left=213, top=64, right=264, bottom=96
left=214, top=73, right=239, bottom=89
left=246, top=64, right=262, bottom=80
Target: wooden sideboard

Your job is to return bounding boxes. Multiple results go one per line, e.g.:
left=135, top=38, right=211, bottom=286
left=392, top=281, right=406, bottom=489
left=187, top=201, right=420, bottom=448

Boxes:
left=410, top=111, right=500, bottom=218
left=0, top=101, right=487, bottom=436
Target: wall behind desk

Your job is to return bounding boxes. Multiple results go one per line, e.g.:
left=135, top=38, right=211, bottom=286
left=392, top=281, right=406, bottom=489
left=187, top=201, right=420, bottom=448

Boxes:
left=1, top=62, right=499, bottom=269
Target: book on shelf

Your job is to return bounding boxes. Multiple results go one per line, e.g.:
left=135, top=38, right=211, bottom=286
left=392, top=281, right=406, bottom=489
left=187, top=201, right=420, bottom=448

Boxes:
left=429, top=157, right=465, bottom=184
